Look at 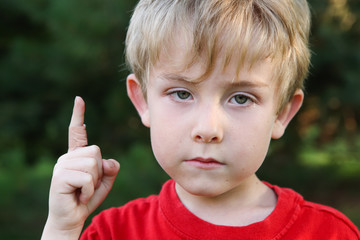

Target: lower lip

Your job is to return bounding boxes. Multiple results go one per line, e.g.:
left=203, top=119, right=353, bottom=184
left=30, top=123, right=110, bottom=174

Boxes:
left=185, top=159, right=224, bottom=170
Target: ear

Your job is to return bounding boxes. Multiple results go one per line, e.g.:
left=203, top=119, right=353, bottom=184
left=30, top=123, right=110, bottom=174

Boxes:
left=126, top=74, right=150, bottom=127
left=272, top=89, right=304, bottom=139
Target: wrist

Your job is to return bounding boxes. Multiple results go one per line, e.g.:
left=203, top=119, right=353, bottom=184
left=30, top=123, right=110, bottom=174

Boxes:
left=41, top=218, right=84, bottom=240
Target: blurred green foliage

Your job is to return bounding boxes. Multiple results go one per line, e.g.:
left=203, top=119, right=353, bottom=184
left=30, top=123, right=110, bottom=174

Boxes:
left=0, top=0, right=359, bottom=239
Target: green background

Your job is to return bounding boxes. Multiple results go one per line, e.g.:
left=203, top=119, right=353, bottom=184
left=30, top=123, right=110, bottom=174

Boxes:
left=1, top=0, right=359, bottom=239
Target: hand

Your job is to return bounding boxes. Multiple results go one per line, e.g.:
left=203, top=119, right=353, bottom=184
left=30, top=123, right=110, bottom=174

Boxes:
left=42, top=97, right=120, bottom=239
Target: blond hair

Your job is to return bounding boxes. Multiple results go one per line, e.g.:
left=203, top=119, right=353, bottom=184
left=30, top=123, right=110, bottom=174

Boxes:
left=126, top=0, right=311, bottom=112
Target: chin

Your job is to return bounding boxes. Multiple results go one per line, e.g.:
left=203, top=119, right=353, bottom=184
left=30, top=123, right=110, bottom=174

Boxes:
left=182, top=182, right=229, bottom=198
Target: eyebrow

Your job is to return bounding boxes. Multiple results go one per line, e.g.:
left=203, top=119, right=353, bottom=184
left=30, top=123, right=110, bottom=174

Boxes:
left=160, top=73, right=269, bottom=88
left=227, top=80, right=269, bottom=89
left=160, top=73, right=200, bottom=83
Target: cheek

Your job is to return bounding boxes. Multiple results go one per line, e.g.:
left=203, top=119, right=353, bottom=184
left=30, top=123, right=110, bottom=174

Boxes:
left=148, top=105, right=187, bottom=168
left=149, top=122, right=187, bottom=179
left=228, top=112, right=275, bottom=165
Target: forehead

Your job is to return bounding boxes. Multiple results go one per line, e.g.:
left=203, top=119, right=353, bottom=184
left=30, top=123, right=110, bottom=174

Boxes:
left=151, top=33, right=276, bottom=86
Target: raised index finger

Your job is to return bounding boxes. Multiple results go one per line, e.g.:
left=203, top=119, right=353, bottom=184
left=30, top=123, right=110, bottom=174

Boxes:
left=68, top=96, right=88, bottom=151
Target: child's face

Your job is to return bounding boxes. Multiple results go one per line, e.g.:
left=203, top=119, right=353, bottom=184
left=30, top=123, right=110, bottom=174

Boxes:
left=127, top=40, right=302, bottom=198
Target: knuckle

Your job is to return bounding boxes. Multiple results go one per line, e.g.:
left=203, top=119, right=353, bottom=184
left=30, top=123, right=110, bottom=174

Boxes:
left=83, top=173, right=94, bottom=186
left=53, top=162, right=64, bottom=173
left=52, top=167, right=61, bottom=179
left=51, top=168, right=68, bottom=185
left=57, top=154, right=68, bottom=163
left=86, top=157, right=98, bottom=171
left=88, top=145, right=101, bottom=155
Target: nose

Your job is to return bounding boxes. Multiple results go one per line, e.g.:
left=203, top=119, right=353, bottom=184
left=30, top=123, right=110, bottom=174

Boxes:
left=191, top=105, right=224, bottom=143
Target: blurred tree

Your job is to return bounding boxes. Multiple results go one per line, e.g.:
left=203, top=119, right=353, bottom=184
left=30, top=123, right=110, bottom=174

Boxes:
left=0, top=0, right=143, bottom=165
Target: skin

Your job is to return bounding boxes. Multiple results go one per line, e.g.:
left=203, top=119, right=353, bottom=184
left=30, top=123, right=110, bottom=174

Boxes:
left=41, top=97, right=120, bottom=240
left=127, top=42, right=304, bottom=226
left=42, top=42, right=303, bottom=238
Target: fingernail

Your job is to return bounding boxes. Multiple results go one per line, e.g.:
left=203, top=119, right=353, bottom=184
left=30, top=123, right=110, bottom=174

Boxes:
left=106, top=160, right=115, bottom=169
left=75, top=96, right=79, bottom=103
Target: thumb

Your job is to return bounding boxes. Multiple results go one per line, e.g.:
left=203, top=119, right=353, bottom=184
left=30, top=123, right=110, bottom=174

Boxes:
left=102, top=159, right=121, bottom=179
left=98, top=159, right=120, bottom=193
left=87, top=159, right=120, bottom=212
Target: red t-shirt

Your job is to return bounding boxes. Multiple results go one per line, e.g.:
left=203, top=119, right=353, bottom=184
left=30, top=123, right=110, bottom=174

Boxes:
left=81, top=180, right=360, bottom=239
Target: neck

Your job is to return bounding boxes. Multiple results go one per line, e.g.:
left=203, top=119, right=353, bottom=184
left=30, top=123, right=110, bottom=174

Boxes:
left=175, top=175, right=277, bottom=226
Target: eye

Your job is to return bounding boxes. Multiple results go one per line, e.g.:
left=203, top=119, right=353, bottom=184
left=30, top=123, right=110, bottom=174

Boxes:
left=176, top=91, right=191, bottom=100
left=230, top=94, right=252, bottom=105
left=168, top=90, right=193, bottom=101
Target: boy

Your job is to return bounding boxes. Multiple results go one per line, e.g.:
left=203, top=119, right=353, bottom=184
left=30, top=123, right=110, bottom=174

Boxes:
left=42, top=0, right=360, bottom=239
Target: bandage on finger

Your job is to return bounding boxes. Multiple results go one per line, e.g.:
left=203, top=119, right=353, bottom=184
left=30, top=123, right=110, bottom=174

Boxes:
left=68, top=125, right=88, bottom=151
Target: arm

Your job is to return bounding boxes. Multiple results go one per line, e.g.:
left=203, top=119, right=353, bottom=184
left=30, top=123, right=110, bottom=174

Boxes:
left=41, top=97, right=120, bottom=240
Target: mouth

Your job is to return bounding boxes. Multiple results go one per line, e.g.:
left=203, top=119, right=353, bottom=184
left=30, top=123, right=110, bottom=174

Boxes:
left=185, top=157, right=225, bottom=170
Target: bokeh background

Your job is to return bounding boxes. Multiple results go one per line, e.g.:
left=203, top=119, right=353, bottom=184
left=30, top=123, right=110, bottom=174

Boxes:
left=1, top=0, right=360, bottom=239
